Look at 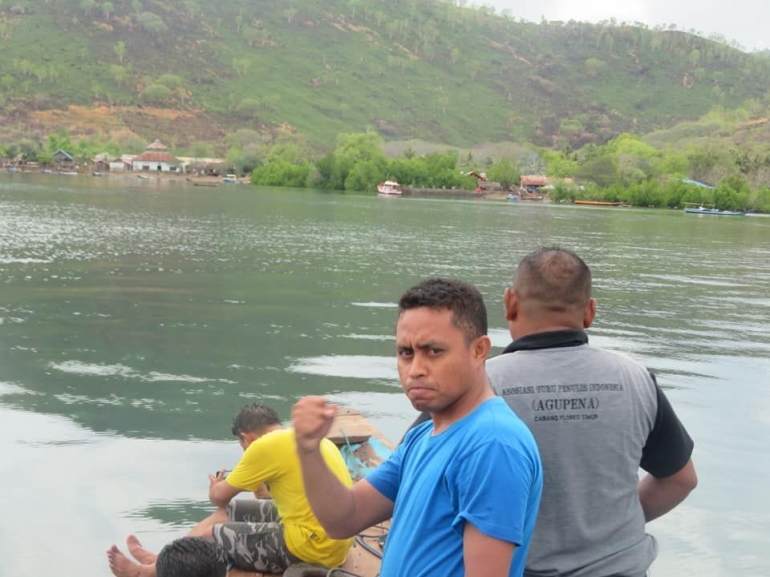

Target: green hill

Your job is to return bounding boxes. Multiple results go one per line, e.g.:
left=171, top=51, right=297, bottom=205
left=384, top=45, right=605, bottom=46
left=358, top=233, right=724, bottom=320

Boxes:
left=1, top=0, right=770, bottom=149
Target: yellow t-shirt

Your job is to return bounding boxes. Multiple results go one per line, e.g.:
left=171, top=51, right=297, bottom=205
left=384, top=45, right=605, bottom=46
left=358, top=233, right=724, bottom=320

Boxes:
left=225, top=428, right=353, bottom=567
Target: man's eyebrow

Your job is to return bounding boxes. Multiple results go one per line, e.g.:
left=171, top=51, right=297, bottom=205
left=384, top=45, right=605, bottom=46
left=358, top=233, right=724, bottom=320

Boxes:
left=415, top=341, right=443, bottom=350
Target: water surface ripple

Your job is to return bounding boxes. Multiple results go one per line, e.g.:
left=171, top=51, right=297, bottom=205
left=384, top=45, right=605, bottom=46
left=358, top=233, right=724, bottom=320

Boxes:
left=1, top=175, right=768, bottom=577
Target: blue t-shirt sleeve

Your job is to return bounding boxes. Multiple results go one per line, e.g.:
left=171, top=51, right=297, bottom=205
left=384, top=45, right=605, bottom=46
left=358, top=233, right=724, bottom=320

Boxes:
left=448, top=440, right=538, bottom=546
left=365, top=441, right=403, bottom=502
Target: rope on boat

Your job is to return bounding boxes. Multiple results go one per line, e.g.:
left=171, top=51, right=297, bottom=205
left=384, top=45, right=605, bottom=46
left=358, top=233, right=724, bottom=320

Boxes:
left=354, top=534, right=383, bottom=560
left=326, top=569, right=363, bottom=577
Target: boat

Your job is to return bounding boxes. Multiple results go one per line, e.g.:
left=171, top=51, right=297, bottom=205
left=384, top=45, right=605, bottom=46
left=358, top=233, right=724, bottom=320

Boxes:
left=187, top=177, right=219, bottom=187
left=507, top=194, right=520, bottom=201
left=574, top=200, right=623, bottom=207
left=377, top=180, right=403, bottom=196
left=222, top=174, right=239, bottom=184
left=684, top=204, right=748, bottom=216
left=266, top=407, right=392, bottom=577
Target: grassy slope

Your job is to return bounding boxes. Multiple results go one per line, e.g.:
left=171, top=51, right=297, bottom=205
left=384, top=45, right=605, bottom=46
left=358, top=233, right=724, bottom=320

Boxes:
left=1, top=0, right=769, bottom=148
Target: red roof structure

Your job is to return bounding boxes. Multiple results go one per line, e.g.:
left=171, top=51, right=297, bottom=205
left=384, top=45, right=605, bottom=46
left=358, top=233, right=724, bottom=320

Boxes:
left=133, top=151, right=181, bottom=163
left=520, top=175, right=549, bottom=187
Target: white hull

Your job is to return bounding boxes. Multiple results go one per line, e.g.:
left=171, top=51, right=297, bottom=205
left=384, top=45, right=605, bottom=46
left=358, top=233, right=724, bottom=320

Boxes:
left=377, top=181, right=403, bottom=196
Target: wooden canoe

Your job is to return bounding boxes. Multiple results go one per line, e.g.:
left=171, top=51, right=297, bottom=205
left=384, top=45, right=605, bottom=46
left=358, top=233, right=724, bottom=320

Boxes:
left=231, top=408, right=394, bottom=577
left=573, top=200, right=623, bottom=206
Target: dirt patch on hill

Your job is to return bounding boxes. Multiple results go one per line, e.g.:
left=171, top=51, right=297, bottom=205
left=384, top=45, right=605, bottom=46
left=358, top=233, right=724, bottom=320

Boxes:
left=25, top=105, right=230, bottom=147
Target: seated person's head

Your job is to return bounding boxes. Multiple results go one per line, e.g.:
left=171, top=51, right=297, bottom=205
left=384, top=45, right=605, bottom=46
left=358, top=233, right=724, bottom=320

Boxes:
left=231, top=403, right=281, bottom=436
left=155, top=537, right=226, bottom=577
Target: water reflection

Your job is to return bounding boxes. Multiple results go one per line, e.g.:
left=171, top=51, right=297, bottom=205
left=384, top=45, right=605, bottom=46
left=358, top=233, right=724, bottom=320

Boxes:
left=1, top=176, right=769, bottom=576
left=287, top=355, right=399, bottom=381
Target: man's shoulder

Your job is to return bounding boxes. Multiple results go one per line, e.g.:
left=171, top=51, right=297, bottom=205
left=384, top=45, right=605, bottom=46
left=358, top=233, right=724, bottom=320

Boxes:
left=488, top=342, right=648, bottom=370
left=467, top=399, right=539, bottom=447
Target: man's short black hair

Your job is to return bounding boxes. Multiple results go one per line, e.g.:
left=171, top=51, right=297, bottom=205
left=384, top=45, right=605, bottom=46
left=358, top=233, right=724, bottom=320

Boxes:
left=155, top=537, right=227, bottom=577
left=398, top=278, right=488, bottom=341
left=513, top=246, right=592, bottom=313
left=231, top=403, right=281, bottom=437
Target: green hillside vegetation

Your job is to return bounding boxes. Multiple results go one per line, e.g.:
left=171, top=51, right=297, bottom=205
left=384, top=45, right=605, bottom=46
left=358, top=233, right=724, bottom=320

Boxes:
left=1, top=0, right=770, bottom=150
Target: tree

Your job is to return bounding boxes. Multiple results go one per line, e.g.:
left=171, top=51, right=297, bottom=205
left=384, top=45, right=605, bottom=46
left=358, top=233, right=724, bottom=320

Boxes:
left=141, top=84, right=172, bottom=103
left=308, top=152, right=341, bottom=190
left=575, top=155, right=618, bottom=187
left=251, top=160, right=310, bottom=187
left=184, top=0, right=200, bottom=18
left=113, top=41, right=126, bottom=63
left=102, top=1, right=115, bottom=19
left=487, top=158, right=521, bottom=190
left=48, top=130, right=73, bottom=154
left=157, top=74, right=183, bottom=89
left=190, top=141, right=212, bottom=159
left=344, top=160, right=386, bottom=191
left=0, top=74, right=14, bottom=92
left=282, top=7, right=297, bottom=24
left=138, top=12, right=169, bottom=35
left=80, top=0, right=96, bottom=15
left=232, top=58, right=250, bottom=77
left=584, top=58, right=606, bottom=78
left=109, top=64, right=127, bottom=87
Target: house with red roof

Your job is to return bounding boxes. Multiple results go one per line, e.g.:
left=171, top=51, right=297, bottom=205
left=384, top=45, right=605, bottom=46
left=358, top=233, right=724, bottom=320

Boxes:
left=132, top=140, right=185, bottom=173
left=520, top=175, right=549, bottom=194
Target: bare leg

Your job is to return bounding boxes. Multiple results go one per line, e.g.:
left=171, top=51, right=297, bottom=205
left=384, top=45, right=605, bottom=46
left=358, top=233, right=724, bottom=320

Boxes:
left=186, top=507, right=228, bottom=538
left=107, top=544, right=156, bottom=577
left=126, top=535, right=158, bottom=565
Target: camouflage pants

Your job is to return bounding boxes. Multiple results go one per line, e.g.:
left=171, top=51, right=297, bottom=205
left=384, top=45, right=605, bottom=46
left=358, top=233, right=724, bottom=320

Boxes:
left=212, top=499, right=301, bottom=573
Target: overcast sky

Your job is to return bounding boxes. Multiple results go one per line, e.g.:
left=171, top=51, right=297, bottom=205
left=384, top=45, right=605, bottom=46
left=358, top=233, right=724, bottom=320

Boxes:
left=484, top=0, right=768, bottom=52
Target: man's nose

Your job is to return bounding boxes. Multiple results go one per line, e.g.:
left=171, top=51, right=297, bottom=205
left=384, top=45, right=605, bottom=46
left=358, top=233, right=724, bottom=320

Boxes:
left=408, top=353, right=427, bottom=378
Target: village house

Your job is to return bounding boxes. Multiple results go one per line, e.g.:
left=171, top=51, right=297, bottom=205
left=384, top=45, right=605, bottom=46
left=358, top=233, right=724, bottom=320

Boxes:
left=117, top=154, right=135, bottom=171
left=131, top=139, right=184, bottom=173
left=52, top=149, right=76, bottom=171
left=520, top=175, right=550, bottom=194
left=177, top=156, right=228, bottom=176
left=92, top=152, right=112, bottom=173
left=464, top=170, right=505, bottom=192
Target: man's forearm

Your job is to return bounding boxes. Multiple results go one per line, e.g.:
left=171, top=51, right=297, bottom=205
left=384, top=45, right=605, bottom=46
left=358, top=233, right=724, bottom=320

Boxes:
left=298, top=448, right=357, bottom=538
left=638, top=460, right=698, bottom=522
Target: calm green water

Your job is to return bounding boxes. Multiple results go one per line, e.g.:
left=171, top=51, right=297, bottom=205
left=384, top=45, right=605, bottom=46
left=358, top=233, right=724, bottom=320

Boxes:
left=1, top=173, right=769, bottom=576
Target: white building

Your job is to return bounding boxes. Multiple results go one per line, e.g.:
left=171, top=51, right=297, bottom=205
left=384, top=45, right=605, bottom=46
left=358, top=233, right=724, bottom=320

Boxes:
left=132, top=140, right=184, bottom=173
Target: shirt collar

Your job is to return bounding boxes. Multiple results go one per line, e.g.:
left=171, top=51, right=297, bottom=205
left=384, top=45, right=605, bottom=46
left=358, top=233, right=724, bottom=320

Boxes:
left=500, top=329, right=588, bottom=355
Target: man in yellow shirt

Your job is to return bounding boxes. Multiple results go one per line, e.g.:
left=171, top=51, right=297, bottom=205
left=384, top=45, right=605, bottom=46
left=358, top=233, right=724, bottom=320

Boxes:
left=107, top=403, right=353, bottom=577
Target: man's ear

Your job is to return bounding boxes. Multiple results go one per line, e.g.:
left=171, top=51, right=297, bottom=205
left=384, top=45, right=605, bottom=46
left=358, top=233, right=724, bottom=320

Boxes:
left=472, top=335, right=492, bottom=362
left=583, top=298, right=597, bottom=329
left=504, top=287, right=519, bottom=322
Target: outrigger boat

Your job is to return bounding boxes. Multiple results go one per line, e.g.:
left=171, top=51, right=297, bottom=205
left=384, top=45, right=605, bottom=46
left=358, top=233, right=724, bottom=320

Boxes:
left=683, top=203, right=748, bottom=216
left=245, top=407, right=392, bottom=577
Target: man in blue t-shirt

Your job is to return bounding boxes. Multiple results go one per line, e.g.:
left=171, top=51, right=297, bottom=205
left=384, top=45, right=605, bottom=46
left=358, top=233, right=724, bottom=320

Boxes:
left=293, top=278, right=543, bottom=577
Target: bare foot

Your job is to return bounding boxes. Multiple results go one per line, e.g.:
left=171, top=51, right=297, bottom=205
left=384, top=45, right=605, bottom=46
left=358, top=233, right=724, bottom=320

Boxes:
left=126, top=534, right=158, bottom=565
left=107, top=544, right=156, bottom=577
